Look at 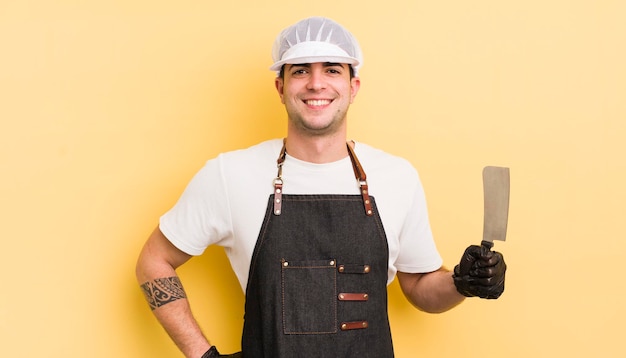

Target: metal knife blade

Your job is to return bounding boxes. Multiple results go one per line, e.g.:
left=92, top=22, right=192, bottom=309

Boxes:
left=481, top=166, right=510, bottom=250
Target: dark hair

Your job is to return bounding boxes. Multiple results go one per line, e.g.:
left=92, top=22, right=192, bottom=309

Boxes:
left=279, top=64, right=356, bottom=79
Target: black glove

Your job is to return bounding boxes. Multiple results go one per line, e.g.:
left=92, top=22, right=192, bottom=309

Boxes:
left=453, top=244, right=506, bottom=299
left=201, top=346, right=242, bottom=358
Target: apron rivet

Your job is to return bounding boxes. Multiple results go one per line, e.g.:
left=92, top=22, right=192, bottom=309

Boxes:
left=276, top=188, right=281, bottom=194
left=283, top=261, right=289, bottom=267
left=275, top=209, right=281, bottom=215
left=341, top=323, right=347, bottom=330
left=329, top=260, right=335, bottom=266
left=363, top=265, right=370, bottom=273
left=275, top=198, right=281, bottom=203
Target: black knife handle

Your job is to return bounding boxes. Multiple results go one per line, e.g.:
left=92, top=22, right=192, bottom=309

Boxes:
left=481, top=240, right=494, bottom=256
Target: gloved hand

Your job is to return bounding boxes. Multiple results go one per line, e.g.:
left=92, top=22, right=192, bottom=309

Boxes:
left=453, top=244, right=506, bottom=299
left=201, top=346, right=242, bottom=358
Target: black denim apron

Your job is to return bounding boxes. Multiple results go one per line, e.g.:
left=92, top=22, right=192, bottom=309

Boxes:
left=241, top=141, right=394, bottom=357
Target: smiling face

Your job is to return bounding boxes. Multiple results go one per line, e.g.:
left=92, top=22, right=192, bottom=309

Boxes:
left=275, top=62, right=360, bottom=138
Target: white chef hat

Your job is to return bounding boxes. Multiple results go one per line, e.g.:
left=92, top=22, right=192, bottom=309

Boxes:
left=270, top=17, right=363, bottom=75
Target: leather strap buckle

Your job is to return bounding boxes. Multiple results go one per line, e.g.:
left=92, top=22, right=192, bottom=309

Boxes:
left=273, top=178, right=283, bottom=215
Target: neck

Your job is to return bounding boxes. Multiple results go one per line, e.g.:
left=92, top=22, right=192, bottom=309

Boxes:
left=284, top=132, right=349, bottom=164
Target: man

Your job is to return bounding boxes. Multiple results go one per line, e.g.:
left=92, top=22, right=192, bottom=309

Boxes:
left=135, top=17, right=506, bottom=358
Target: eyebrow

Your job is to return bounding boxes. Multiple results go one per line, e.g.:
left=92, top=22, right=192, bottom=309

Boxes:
left=290, top=62, right=346, bottom=68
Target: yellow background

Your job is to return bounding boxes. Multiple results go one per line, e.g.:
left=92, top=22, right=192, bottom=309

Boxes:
left=1, top=1, right=624, bottom=357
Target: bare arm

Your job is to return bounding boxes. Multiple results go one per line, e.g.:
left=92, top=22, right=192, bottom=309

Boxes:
left=136, top=226, right=212, bottom=358
left=396, top=268, right=465, bottom=313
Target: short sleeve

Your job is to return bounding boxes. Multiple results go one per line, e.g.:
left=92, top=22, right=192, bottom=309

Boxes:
left=159, top=157, right=233, bottom=256
left=393, top=171, right=443, bottom=274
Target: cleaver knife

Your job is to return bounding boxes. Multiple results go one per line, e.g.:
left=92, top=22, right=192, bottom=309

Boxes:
left=481, top=166, right=510, bottom=252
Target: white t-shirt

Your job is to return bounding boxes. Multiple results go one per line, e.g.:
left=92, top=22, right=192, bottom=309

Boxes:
left=160, top=139, right=443, bottom=291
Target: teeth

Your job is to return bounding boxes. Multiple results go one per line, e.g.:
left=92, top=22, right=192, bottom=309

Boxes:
left=306, top=99, right=331, bottom=106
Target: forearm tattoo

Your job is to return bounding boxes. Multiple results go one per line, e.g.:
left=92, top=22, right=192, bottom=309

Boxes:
left=140, top=276, right=187, bottom=310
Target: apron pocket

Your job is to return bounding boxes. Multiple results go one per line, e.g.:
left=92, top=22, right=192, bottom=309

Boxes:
left=281, top=259, right=337, bottom=334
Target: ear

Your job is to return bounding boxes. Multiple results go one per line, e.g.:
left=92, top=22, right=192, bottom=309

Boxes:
left=275, top=77, right=285, bottom=104
left=350, top=76, right=361, bottom=103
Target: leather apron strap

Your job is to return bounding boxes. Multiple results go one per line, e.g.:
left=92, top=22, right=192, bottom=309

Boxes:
left=273, top=139, right=373, bottom=216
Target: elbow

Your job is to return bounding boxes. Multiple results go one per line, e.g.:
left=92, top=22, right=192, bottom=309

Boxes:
left=414, top=298, right=465, bottom=314
left=397, top=270, right=466, bottom=314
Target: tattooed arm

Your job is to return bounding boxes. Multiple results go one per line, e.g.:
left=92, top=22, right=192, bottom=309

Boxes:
left=136, top=226, right=212, bottom=358
left=140, top=276, right=187, bottom=310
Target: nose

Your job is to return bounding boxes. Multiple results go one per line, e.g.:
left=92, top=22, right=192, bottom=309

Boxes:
left=306, top=66, right=326, bottom=91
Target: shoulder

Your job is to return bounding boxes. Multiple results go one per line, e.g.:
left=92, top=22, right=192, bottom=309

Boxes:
left=198, top=139, right=283, bottom=174
left=204, top=139, right=282, bottom=193
left=218, top=139, right=283, bottom=163
left=191, top=139, right=282, bottom=188
left=354, top=142, right=419, bottom=180
left=352, top=141, right=425, bottom=208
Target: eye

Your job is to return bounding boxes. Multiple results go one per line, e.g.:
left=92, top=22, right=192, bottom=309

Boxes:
left=291, top=68, right=308, bottom=76
left=326, top=66, right=344, bottom=75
